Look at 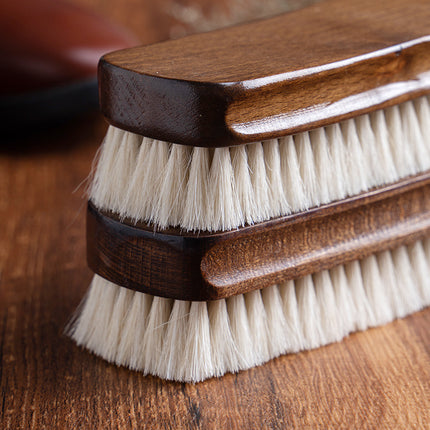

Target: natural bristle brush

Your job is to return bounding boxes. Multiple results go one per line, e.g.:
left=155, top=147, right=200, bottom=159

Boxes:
left=67, top=0, right=430, bottom=382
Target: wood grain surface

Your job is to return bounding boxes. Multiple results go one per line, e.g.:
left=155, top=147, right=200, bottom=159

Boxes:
left=100, top=0, right=430, bottom=146
left=1, top=0, right=429, bottom=429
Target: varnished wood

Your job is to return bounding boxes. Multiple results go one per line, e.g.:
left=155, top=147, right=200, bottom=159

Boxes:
left=1, top=0, right=429, bottom=428
left=87, top=171, right=430, bottom=301
left=100, top=0, right=430, bottom=147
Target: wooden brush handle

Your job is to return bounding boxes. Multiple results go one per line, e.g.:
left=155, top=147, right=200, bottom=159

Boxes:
left=99, top=0, right=430, bottom=147
left=87, top=172, right=430, bottom=301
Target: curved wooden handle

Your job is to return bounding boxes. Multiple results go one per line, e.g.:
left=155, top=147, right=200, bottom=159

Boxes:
left=99, top=0, right=430, bottom=147
left=87, top=172, right=430, bottom=301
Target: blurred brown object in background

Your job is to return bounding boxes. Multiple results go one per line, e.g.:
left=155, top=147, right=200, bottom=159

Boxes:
left=0, top=0, right=137, bottom=131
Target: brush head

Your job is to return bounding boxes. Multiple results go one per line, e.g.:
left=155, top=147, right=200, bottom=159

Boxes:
left=98, top=0, right=430, bottom=147
left=69, top=238, right=430, bottom=382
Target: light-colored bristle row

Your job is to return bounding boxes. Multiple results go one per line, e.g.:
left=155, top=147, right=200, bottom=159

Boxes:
left=90, top=96, right=430, bottom=231
left=67, top=238, right=430, bottom=383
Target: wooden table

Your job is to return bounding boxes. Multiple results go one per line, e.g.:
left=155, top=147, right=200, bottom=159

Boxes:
left=1, top=1, right=429, bottom=428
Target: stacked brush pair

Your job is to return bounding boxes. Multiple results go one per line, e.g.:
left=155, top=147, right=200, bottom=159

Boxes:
left=68, top=0, right=430, bottom=382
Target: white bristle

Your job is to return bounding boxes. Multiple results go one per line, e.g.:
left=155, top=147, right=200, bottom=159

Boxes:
left=155, top=144, right=190, bottom=228
left=408, top=240, right=430, bottom=304
left=181, top=302, right=213, bottom=382
left=116, top=133, right=141, bottom=210
left=120, top=137, right=152, bottom=221
left=385, top=105, right=416, bottom=177
left=354, top=114, right=382, bottom=184
left=140, top=296, right=172, bottom=374
left=340, top=119, right=368, bottom=195
left=376, top=250, right=406, bottom=317
left=81, top=277, right=119, bottom=356
left=325, top=123, right=349, bottom=200
left=231, top=145, right=257, bottom=225
left=181, top=147, right=210, bottom=231
left=208, top=299, right=240, bottom=376
left=278, top=280, right=304, bottom=352
left=261, top=285, right=289, bottom=357
left=263, top=139, right=290, bottom=217
left=414, top=97, right=430, bottom=163
left=226, top=294, right=256, bottom=368
left=116, top=291, right=152, bottom=368
left=296, top=275, right=325, bottom=349
left=312, top=271, right=343, bottom=344
left=279, top=135, right=307, bottom=212
left=156, top=300, right=190, bottom=380
left=103, top=287, right=134, bottom=362
left=247, top=142, right=271, bottom=222
left=391, top=246, right=422, bottom=316
left=330, top=265, right=355, bottom=335
left=210, top=147, right=243, bottom=231
left=145, top=140, right=170, bottom=224
left=401, top=101, right=430, bottom=172
left=295, top=131, right=320, bottom=207
left=370, top=109, right=398, bottom=184
left=67, top=275, right=107, bottom=348
left=68, top=96, right=430, bottom=382
left=90, top=127, right=125, bottom=210
left=309, top=127, right=333, bottom=204
left=344, top=260, right=374, bottom=331
left=244, top=290, right=270, bottom=363
left=360, top=255, right=395, bottom=326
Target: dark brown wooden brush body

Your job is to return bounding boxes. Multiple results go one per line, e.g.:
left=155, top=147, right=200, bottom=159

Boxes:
left=87, top=172, right=430, bottom=301
left=99, top=0, right=430, bottom=147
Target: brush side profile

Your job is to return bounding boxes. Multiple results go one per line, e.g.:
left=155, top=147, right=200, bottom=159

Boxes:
left=68, top=0, right=430, bottom=382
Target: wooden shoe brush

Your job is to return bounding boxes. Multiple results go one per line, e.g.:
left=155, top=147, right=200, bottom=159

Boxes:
left=67, top=0, right=430, bottom=382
